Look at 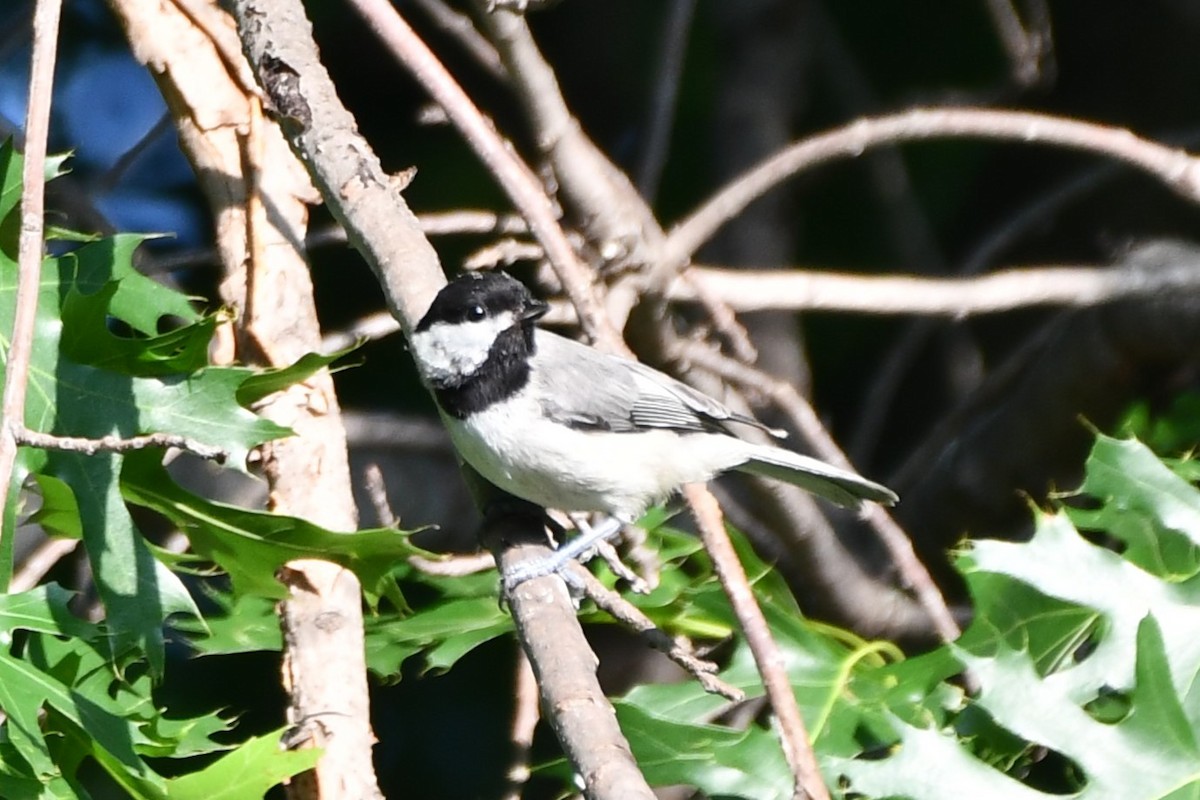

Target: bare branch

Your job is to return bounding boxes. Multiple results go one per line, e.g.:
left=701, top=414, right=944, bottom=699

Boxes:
left=501, top=652, right=540, bottom=800
left=168, top=0, right=261, bottom=95
left=408, top=0, right=506, bottom=80
left=983, top=0, right=1053, bottom=87
left=320, top=310, right=400, bottom=352
left=0, top=0, right=62, bottom=571
left=571, top=563, right=742, bottom=701
left=362, top=462, right=396, bottom=528
left=663, top=108, right=1200, bottom=279
left=473, top=2, right=664, bottom=273
left=678, top=342, right=961, bottom=645
left=345, top=0, right=626, bottom=352
left=463, top=237, right=544, bottom=270
left=482, top=509, right=658, bottom=800
left=15, top=428, right=228, bottom=462
left=417, top=209, right=529, bottom=236
left=635, top=0, right=696, bottom=201
left=408, top=551, right=495, bottom=577
left=682, top=484, right=829, bottom=800
left=671, top=260, right=1200, bottom=315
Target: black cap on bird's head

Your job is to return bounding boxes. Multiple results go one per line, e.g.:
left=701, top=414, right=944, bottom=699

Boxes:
left=417, top=271, right=548, bottom=332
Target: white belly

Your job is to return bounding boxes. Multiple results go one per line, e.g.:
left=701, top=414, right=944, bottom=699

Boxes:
left=442, top=400, right=748, bottom=520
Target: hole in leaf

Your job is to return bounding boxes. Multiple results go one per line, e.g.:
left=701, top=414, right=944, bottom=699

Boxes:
left=954, top=705, right=1084, bottom=795
left=1083, top=685, right=1132, bottom=724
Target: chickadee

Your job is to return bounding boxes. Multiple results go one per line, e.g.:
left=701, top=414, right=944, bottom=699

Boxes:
left=412, top=271, right=896, bottom=582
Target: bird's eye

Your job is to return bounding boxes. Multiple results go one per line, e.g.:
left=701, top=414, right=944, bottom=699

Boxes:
left=467, top=304, right=486, bottom=321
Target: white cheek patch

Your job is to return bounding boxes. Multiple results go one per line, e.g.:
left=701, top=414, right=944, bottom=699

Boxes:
left=412, top=312, right=517, bottom=383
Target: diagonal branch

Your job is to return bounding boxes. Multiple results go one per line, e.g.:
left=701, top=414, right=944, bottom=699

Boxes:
left=344, top=0, right=625, bottom=353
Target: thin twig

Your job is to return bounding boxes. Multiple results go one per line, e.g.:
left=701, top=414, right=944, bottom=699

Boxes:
left=983, top=0, right=1048, bottom=87
left=662, top=107, right=1200, bottom=283
left=682, top=484, right=829, bottom=800
left=677, top=341, right=962, bottom=646
left=0, top=0, right=63, bottom=573
left=15, top=428, right=228, bottom=462
left=96, top=112, right=174, bottom=192
left=678, top=271, right=757, bottom=362
left=363, top=462, right=396, bottom=527
left=635, top=0, right=695, bottom=202
left=407, top=552, right=495, bottom=577
left=418, top=209, right=529, bottom=236
left=320, top=310, right=400, bottom=352
left=408, top=0, right=506, bottom=81
left=571, top=562, right=742, bottom=701
left=345, top=0, right=626, bottom=353
left=463, top=237, right=543, bottom=270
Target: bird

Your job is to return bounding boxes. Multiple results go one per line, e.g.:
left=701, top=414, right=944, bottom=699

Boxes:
left=410, top=271, right=897, bottom=585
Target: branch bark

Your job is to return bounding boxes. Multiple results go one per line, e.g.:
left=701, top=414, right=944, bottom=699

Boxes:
left=0, top=0, right=61, bottom=586
left=110, top=0, right=380, bottom=795
left=231, top=2, right=656, bottom=797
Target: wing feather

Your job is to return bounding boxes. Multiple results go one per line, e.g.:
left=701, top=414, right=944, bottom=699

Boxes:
left=532, top=331, right=777, bottom=437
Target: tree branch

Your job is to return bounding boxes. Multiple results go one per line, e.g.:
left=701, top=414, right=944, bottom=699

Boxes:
left=663, top=107, right=1200, bottom=279
left=114, top=0, right=382, bottom=795
left=15, top=428, right=228, bottom=461
left=671, top=260, right=1200, bottom=315
left=682, top=484, right=830, bottom=800
left=0, top=0, right=62, bottom=583
left=344, top=0, right=626, bottom=353
left=481, top=508, right=658, bottom=800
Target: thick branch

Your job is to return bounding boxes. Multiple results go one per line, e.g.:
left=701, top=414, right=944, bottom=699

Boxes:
left=344, top=0, right=625, bottom=352
left=115, top=0, right=381, bottom=796
left=480, top=508, right=657, bottom=800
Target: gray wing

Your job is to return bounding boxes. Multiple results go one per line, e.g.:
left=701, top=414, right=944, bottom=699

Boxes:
left=532, top=331, right=779, bottom=437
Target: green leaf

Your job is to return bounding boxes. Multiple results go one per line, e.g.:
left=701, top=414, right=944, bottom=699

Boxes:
left=236, top=346, right=359, bottom=405
left=59, top=280, right=216, bottom=376
left=0, top=153, right=290, bottom=669
left=365, top=595, right=512, bottom=676
left=121, top=450, right=426, bottom=607
left=616, top=703, right=793, bottom=800
left=0, top=143, right=70, bottom=256
left=1069, top=434, right=1200, bottom=578
left=165, top=728, right=321, bottom=799
left=962, top=510, right=1200, bottom=705
left=27, top=474, right=82, bottom=539
left=830, top=718, right=1052, bottom=800
left=0, top=584, right=94, bottom=639
left=169, top=592, right=282, bottom=656
left=0, top=642, right=165, bottom=797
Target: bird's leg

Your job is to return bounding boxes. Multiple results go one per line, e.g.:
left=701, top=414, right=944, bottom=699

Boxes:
left=501, top=515, right=625, bottom=595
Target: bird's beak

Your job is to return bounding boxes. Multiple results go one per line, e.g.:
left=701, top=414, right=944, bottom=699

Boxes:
left=523, top=299, right=549, bottom=322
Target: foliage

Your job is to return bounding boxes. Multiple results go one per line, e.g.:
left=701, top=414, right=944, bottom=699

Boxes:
left=0, top=142, right=419, bottom=795
left=598, top=433, right=1200, bottom=800
left=174, top=428, right=1200, bottom=800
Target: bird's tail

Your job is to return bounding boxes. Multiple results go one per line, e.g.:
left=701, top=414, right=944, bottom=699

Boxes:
left=736, top=446, right=898, bottom=508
